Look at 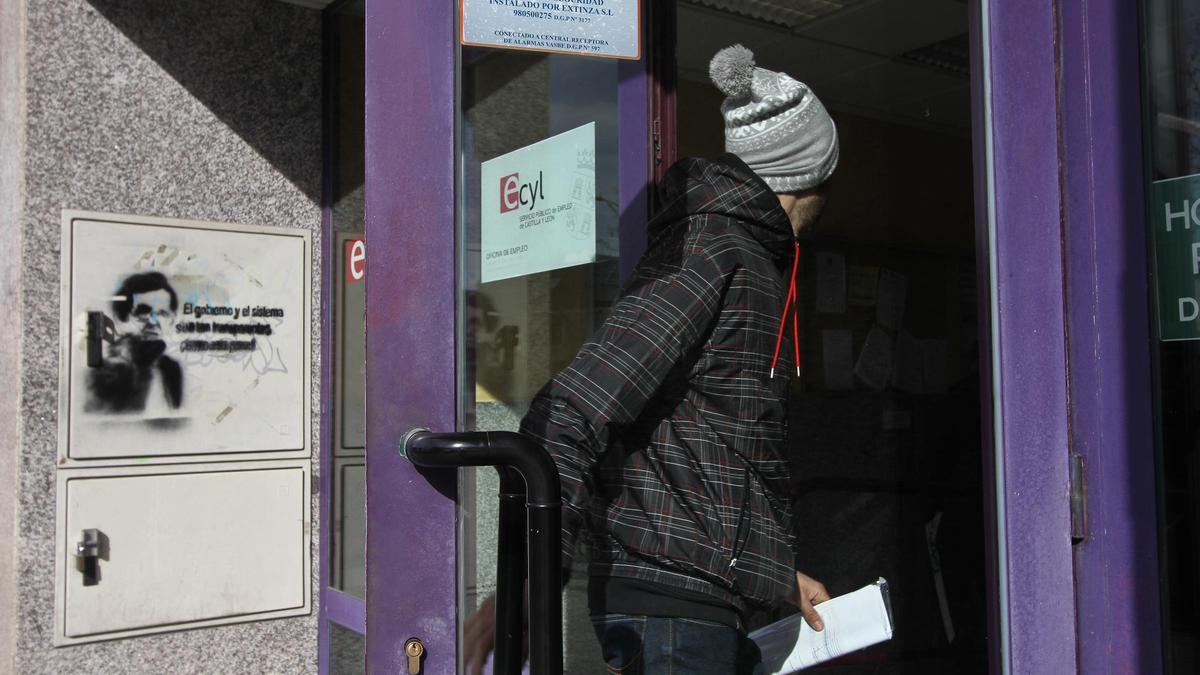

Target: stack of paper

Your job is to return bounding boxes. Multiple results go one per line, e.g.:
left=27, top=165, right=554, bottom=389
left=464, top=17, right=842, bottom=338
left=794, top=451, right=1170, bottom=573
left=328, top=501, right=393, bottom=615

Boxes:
left=749, top=578, right=894, bottom=674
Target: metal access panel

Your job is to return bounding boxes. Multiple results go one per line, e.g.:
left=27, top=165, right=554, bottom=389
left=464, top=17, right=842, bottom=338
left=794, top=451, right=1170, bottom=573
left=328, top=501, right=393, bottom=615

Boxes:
left=53, top=460, right=311, bottom=644
left=58, top=211, right=311, bottom=463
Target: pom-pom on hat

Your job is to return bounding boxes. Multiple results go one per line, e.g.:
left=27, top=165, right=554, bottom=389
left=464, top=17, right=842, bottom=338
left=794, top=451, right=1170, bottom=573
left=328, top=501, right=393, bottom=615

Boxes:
left=709, top=45, right=839, bottom=192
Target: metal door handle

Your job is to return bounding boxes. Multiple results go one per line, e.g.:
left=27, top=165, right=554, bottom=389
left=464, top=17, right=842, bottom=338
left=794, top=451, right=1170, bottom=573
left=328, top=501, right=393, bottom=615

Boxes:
left=399, top=430, right=562, bottom=675
left=74, top=529, right=108, bottom=586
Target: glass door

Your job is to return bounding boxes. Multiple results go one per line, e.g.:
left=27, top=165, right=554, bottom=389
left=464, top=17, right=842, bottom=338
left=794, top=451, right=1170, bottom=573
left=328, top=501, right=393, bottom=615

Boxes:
left=359, top=1, right=1085, bottom=672
left=361, top=2, right=652, bottom=673
left=455, top=36, right=652, bottom=675
left=321, top=2, right=367, bottom=673
left=453, top=49, right=648, bottom=667
left=669, top=2, right=988, bottom=671
left=457, top=51, right=626, bottom=672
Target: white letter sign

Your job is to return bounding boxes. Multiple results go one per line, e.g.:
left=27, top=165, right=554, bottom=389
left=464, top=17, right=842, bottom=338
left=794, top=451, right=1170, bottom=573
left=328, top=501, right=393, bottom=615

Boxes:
left=345, top=238, right=365, bottom=284
left=62, top=214, right=310, bottom=459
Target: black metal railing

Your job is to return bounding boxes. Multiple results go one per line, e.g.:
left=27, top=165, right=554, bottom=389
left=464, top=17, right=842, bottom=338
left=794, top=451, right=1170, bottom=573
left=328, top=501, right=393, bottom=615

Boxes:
left=399, top=429, right=562, bottom=675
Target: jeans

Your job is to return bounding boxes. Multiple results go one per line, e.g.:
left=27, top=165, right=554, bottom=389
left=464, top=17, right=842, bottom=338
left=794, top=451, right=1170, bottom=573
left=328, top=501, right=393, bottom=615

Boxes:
left=590, top=614, right=764, bottom=675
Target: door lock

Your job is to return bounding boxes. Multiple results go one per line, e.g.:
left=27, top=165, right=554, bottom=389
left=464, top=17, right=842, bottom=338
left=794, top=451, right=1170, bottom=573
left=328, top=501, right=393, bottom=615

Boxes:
left=404, top=637, right=425, bottom=674
left=74, top=529, right=109, bottom=586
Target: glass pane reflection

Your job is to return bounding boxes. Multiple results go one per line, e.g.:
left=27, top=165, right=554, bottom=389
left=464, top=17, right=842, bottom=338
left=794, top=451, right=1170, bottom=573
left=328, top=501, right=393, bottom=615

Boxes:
left=676, top=3, right=988, bottom=673
left=459, top=50, right=622, bottom=673
left=329, top=0, right=365, bottom=600
left=330, top=621, right=366, bottom=675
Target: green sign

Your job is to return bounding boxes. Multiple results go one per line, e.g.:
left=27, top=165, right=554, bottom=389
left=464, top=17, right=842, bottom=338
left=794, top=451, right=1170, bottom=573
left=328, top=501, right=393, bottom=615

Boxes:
left=1151, top=173, right=1200, bottom=341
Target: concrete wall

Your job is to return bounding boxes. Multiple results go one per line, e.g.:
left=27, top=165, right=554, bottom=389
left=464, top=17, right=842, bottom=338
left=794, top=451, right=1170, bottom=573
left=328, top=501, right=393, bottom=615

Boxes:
left=13, top=0, right=323, bottom=671
left=1, top=0, right=28, bottom=669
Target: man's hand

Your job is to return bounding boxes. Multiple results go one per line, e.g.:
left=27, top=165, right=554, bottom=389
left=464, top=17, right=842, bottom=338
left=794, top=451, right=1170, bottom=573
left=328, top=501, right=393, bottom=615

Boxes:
left=793, top=571, right=830, bottom=632
left=463, top=594, right=497, bottom=675
left=464, top=591, right=530, bottom=675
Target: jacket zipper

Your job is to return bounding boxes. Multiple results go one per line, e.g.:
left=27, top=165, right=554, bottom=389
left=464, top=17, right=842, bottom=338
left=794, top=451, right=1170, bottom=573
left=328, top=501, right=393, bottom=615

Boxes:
left=728, top=468, right=752, bottom=571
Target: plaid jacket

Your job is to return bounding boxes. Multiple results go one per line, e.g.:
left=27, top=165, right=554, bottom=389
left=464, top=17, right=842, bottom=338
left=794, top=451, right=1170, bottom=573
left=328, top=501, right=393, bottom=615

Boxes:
left=520, top=154, right=798, bottom=612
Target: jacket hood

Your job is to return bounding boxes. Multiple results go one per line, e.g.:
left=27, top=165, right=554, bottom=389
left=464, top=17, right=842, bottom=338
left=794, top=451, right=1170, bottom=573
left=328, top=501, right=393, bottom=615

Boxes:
left=647, top=153, right=795, bottom=265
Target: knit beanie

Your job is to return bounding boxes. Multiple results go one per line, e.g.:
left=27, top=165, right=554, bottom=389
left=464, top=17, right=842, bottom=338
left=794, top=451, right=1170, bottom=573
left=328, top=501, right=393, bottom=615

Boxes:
left=709, top=45, right=839, bottom=193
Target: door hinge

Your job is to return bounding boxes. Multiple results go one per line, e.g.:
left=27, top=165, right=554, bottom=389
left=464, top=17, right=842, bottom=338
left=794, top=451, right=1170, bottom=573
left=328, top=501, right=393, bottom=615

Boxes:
left=652, top=118, right=662, bottom=165
left=1069, top=452, right=1087, bottom=544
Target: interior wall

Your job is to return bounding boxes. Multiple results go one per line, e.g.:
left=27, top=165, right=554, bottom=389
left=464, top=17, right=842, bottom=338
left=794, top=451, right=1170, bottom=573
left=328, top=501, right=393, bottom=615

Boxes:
left=462, top=51, right=610, bottom=673
left=15, top=0, right=322, bottom=671
left=676, top=18, right=983, bottom=669
left=676, top=78, right=975, bottom=255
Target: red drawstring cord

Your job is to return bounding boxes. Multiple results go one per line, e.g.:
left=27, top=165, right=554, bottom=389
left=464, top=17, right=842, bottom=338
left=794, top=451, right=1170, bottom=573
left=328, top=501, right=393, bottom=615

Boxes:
left=770, top=241, right=802, bottom=378
left=792, top=284, right=801, bottom=372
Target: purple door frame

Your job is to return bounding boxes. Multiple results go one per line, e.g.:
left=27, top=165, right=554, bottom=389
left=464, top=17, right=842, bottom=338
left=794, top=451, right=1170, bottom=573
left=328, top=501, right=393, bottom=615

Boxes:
left=318, top=6, right=367, bottom=673
left=979, top=0, right=1077, bottom=668
left=354, top=0, right=1164, bottom=672
left=982, top=0, right=1164, bottom=672
left=977, top=0, right=1078, bottom=670
left=361, top=2, right=650, bottom=673
left=1059, top=0, right=1163, bottom=672
left=363, top=0, right=458, bottom=672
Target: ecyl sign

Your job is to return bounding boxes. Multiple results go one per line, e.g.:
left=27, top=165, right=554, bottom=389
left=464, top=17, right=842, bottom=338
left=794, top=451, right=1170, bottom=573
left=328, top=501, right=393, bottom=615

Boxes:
left=1152, top=173, right=1200, bottom=341
left=500, top=172, right=545, bottom=213
left=461, top=0, right=640, bottom=59
left=344, top=238, right=365, bottom=284
left=481, top=123, right=596, bottom=283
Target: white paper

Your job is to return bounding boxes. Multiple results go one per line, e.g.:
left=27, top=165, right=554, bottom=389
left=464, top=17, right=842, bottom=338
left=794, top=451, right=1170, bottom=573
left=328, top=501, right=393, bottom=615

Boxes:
left=881, top=409, right=912, bottom=430
left=822, top=330, right=854, bottom=391
left=876, top=269, right=907, bottom=330
left=751, top=579, right=894, bottom=674
left=815, top=252, right=846, bottom=314
left=854, top=325, right=893, bottom=391
left=461, top=0, right=640, bottom=59
left=481, top=123, right=596, bottom=283
left=848, top=266, right=879, bottom=307
left=960, top=321, right=979, bottom=354
left=925, top=512, right=956, bottom=644
left=922, top=339, right=949, bottom=394
left=893, top=330, right=924, bottom=394
left=957, top=262, right=978, bottom=313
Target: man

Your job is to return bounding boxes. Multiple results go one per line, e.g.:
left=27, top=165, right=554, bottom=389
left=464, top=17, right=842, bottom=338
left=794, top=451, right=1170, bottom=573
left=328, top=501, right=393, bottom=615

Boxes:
left=86, top=271, right=184, bottom=414
left=468, top=45, right=838, bottom=674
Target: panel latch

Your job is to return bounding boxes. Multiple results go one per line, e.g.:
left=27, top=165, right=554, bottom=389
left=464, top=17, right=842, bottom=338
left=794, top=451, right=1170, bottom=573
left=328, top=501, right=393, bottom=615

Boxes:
left=74, top=528, right=109, bottom=586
